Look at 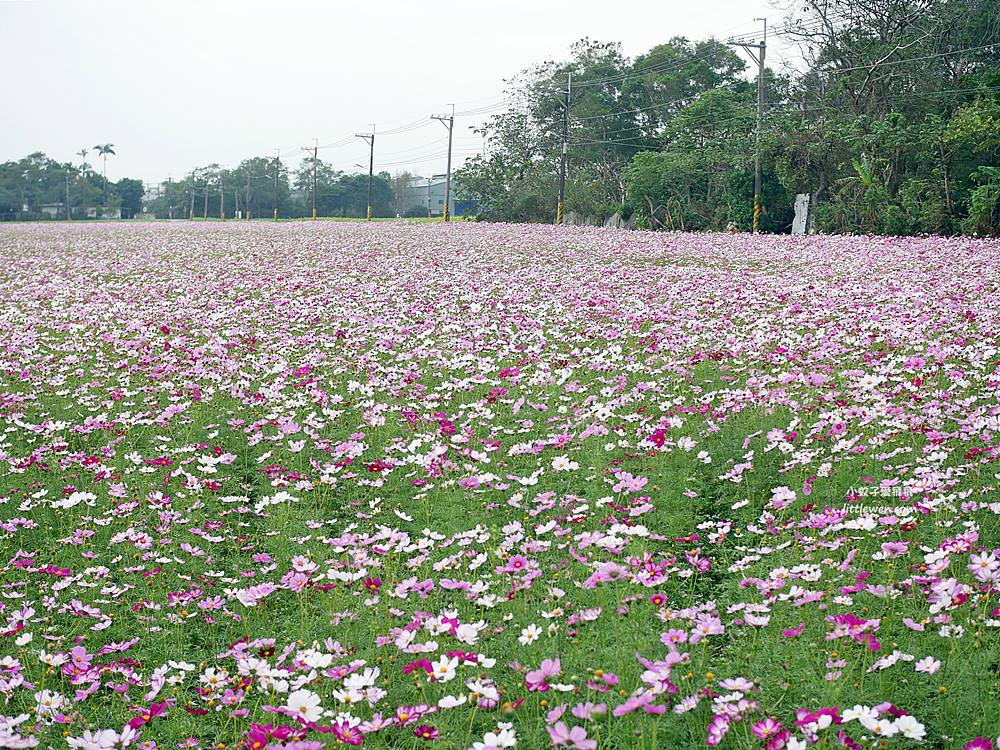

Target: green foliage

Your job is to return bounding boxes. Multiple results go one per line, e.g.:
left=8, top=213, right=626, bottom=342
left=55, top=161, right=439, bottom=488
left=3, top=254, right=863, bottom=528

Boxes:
left=623, top=150, right=706, bottom=230
left=115, top=178, right=144, bottom=219
left=965, top=166, right=1000, bottom=234
left=456, top=154, right=556, bottom=223
left=459, top=0, right=1000, bottom=235
left=0, top=152, right=102, bottom=220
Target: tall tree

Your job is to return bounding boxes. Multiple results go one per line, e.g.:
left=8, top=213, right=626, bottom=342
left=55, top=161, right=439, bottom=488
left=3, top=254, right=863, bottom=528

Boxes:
left=93, top=143, right=115, bottom=206
left=115, top=178, right=144, bottom=219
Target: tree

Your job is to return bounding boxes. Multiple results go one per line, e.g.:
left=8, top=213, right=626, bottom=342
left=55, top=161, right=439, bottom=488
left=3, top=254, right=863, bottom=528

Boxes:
left=93, top=143, right=116, bottom=206
left=115, top=178, right=144, bottom=219
left=627, top=38, right=747, bottom=135
left=294, top=158, right=343, bottom=217
left=391, top=171, right=417, bottom=217
left=459, top=36, right=758, bottom=226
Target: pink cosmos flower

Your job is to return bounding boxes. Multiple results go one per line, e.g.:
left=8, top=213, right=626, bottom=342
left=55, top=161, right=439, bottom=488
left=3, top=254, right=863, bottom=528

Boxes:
left=752, top=718, right=782, bottom=740
left=585, top=671, right=618, bottom=691
left=498, top=555, right=530, bottom=574
left=914, top=656, right=941, bottom=674
left=547, top=722, right=596, bottom=750
left=571, top=702, right=607, bottom=720
left=414, top=724, right=440, bottom=741
left=706, top=714, right=732, bottom=746
left=331, top=721, right=364, bottom=746
left=879, top=541, right=909, bottom=558
left=526, top=658, right=561, bottom=691
left=612, top=692, right=661, bottom=717
left=612, top=471, right=648, bottom=494
left=689, top=615, right=724, bottom=644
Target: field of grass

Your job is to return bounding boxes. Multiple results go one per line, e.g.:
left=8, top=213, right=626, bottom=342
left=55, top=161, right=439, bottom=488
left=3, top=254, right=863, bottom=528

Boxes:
left=0, top=221, right=997, bottom=749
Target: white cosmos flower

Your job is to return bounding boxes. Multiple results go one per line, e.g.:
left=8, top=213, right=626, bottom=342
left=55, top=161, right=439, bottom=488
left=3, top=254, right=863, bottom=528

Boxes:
left=344, top=667, right=379, bottom=691
left=518, top=624, right=542, bottom=645
left=893, top=715, right=926, bottom=740
left=859, top=715, right=899, bottom=737
left=455, top=621, right=484, bottom=645
left=431, top=656, right=459, bottom=683
left=52, top=491, right=96, bottom=509
left=842, top=705, right=878, bottom=722
left=39, top=650, right=69, bottom=667
left=286, top=688, right=323, bottom=722
left=551, top=455, right=578, bottom=471
left=34, top=689, right=67, bottom=715
left=914, top=656, right=941, bottom=674
left=472, top=725, right=517, bottom=749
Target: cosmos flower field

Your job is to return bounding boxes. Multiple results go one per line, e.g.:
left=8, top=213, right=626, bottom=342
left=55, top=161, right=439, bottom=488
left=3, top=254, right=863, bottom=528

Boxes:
left=0, top=221, right=998, bottom=750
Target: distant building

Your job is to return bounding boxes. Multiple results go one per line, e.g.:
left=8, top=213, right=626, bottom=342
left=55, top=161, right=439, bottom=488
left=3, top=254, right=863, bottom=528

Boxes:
left=39, top=203, right=66, bottom=218
left=400, top=177, right=430, bottom=216
left=401, top=175, right=478, bottom=218
left=86, top=207, right=122, bottom=219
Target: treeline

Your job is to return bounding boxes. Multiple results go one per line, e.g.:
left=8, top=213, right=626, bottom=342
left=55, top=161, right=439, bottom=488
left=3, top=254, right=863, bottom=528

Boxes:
left=0, top=152, right=144, bottom=220
left=0, top=153, right=404, bottom=221
left=144, top=159, right=398, bottom=220
left=455, top=0, right=1000, bottom=234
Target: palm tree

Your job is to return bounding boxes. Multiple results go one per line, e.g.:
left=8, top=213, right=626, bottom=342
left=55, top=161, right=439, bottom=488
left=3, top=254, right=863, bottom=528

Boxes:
left=93, top=143, right=115, bottom=206
left=76, top=149, right=91, bottom=217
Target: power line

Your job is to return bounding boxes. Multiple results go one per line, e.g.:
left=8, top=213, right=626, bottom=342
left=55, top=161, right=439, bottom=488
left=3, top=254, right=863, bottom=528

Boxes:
left=809, top=41, right=1000, bottom=76
left=568, top=17, right=786, bottom=89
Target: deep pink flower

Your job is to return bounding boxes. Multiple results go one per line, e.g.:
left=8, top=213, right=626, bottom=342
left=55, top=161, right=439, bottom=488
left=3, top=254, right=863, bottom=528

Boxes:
left=414, top=724, right=439, bottom=741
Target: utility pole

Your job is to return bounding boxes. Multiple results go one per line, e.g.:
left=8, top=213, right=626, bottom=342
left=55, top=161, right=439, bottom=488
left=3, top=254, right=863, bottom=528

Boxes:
left=301, top=139, right=318, bottom=219
left=431, top=105, right=455, bottom=221
left=219, top=172, right=225, bottom=220
left=273, top=149, right=280, bottom=221
left=356, top=126, right=375, bottom=221
left=728, top=19, right=767, bottom=233
left=167, top=175, right=173, bottom=219
left=189, top=174, right=195, bottom=220
left=557, top=72, right=572, bottom=225
left=65, top=173, right=71, bottom=220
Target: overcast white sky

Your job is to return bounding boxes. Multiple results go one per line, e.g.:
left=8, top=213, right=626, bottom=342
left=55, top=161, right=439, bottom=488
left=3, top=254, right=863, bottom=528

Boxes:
left=1, top=0, right=793, bottom=184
